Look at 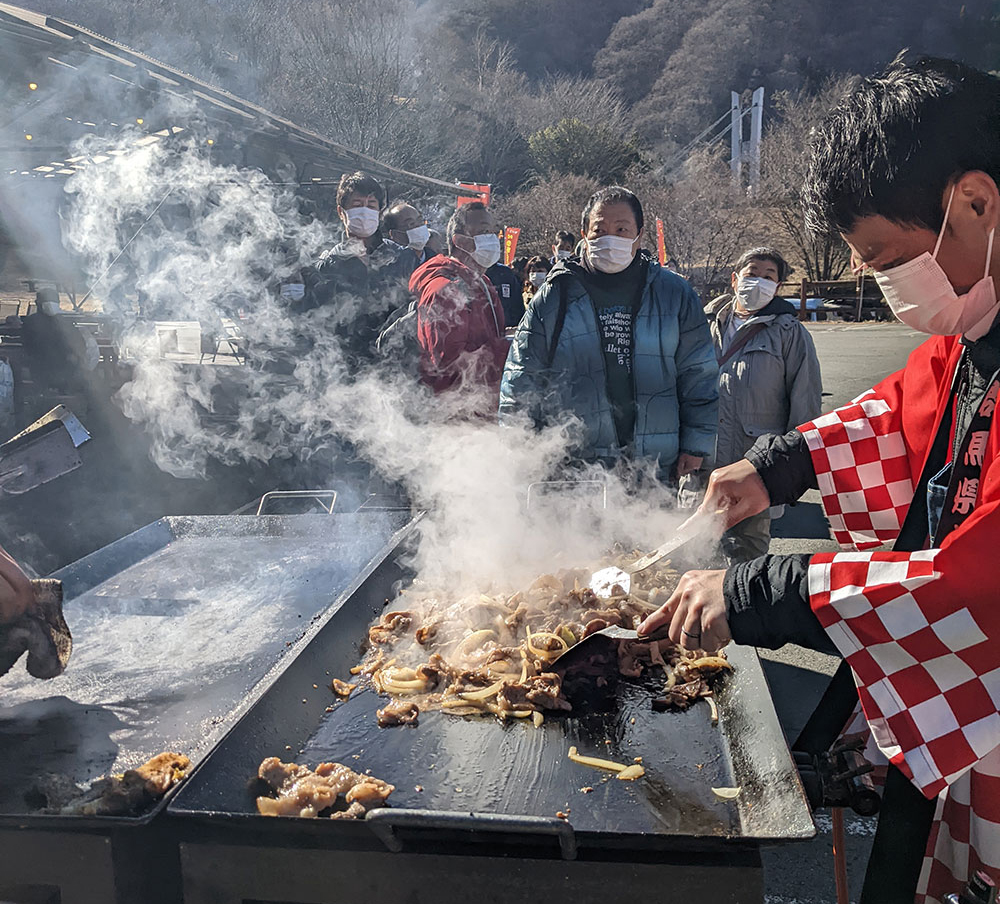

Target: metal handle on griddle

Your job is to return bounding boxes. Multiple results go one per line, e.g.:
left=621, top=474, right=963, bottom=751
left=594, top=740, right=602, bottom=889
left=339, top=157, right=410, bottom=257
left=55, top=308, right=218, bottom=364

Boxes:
left=365, top=808, right=578, bottom=860
left=526, top=479, right=607, bottom=511
left=255, top=489, right=337, bottom=515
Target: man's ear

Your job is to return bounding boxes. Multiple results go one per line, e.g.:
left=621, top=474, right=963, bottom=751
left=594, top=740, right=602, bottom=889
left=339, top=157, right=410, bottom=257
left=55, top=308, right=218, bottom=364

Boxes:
left=452, top=234, right=474, bottom=253
left=953, top=171, right=1000, bottom=227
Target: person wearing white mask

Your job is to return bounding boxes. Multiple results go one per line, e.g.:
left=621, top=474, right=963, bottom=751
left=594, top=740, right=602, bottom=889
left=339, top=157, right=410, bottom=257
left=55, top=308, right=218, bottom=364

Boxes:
left=382, top=201, right=434, bottom=264
left=634, top=56, right=1000, bottom=904
left=407, top=201, right=508, bottom=405
left=703, top=247, right=821, bottom=562
left=299, top=172, right=417, bottom=369
left=501, top=186, right=718, bottom=488
left=550, top=230, right=576, bottom=264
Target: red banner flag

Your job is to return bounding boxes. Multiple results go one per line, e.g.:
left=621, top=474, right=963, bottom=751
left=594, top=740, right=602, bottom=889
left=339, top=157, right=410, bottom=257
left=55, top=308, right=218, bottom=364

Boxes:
left=503, top=227, right=521, bottom=266
left=457, top=182, right=491, bottom=207
left=655, top=218, right=667, bottom=266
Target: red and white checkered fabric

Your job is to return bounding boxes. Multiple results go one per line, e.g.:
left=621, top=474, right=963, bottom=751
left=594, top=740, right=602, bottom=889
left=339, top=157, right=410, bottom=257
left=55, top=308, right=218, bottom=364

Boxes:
left=800, top=388, right=915, bottom=550
left=800, top=336, right=1000, bottom=901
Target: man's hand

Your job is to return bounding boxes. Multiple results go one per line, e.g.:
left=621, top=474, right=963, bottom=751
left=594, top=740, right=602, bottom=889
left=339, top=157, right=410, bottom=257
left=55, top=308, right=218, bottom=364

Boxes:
left=0, top=546, right=32, bottom=625
left=638, top=569, right=731, bottom=652
left=676, top=453, right=703, bottom=478
left=700, top=459, right=770, bottom=530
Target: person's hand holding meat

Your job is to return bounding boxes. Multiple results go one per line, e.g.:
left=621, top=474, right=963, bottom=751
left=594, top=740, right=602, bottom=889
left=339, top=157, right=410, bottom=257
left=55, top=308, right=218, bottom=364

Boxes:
left=0, top=544, right=33, bottom=624
left=638, top=569, right=730, bottom=652
left=699, top=459, right=770, bottom=530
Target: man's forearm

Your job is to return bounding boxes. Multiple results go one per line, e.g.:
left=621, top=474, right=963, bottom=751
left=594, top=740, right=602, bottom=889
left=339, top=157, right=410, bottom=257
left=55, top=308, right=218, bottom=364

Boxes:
left=744, top=428, right=818, bottom=506
left=724, top=553, right=839, bottom=655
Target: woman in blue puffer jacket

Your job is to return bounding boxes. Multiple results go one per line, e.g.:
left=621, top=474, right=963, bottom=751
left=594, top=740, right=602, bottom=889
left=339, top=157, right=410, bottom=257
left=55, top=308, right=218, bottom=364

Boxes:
left=499, top=186, right=719, bottom=483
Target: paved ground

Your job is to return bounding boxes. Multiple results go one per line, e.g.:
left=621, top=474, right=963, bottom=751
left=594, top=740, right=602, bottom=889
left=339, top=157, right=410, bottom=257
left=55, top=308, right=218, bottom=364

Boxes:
left=757, top=322, right=926, bottom=903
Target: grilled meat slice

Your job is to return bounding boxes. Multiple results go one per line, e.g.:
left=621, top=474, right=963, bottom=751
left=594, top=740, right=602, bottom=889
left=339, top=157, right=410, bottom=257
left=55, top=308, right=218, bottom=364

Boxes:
left=256, top=757, right=393, bottom=818
left=376, top=701, right=420, bottom=727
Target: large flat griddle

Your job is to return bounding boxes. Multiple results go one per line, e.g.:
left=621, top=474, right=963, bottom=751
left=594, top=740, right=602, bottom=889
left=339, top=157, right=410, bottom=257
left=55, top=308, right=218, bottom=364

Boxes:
left=171, top=561, right=815, bottom=852
left=0, top=511, right=419, bottom=827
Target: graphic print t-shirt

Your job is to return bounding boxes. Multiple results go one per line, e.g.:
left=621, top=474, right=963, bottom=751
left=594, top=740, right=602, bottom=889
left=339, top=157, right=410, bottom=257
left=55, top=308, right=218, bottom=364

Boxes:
left=580, top=255, right=646, bottom=446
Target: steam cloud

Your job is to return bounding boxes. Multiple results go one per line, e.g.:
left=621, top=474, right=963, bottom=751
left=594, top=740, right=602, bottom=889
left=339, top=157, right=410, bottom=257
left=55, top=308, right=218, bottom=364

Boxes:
left=61, top=106, right=693, bottom=593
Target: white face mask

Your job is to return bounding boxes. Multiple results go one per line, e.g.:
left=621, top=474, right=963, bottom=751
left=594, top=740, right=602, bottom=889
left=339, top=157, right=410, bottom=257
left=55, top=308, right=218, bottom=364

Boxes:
left=555, top=249, right=571, bottom=260
left=405, top=223, right=430, bottom=251
left=40, top=301, right=59, bottom=315
left=344, top=206, right=379, bottom=239
left=735, top=275, right=778, bottom=312
left=528, top=271, right=547, bottom=288
left=468, top=233, right=501, bottom=270
left=587, top=234, right=637, bottom=273
left=873, top=186, right=997, bottom=337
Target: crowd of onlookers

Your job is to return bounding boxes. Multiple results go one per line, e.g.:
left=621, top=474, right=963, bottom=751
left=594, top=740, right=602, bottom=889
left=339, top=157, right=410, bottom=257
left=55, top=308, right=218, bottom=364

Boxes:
left=289, top=171, right=823, bottom=562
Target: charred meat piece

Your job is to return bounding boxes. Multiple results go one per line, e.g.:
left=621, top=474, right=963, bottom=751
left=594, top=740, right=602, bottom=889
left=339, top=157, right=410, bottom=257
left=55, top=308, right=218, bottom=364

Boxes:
left=376, top=701, right=420, bottom=727
left=652, top=679, right=711, bottom=712
left=524, top=672, right=573, bottom=711
left=256, top=757, right=394, bottom=818
left=36, top=752, right=191, bottom=817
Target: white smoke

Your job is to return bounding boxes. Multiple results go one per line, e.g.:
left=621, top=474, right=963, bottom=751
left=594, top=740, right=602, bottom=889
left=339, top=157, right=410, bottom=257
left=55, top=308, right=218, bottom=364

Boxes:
left=60, top=117, right=694, bottom=593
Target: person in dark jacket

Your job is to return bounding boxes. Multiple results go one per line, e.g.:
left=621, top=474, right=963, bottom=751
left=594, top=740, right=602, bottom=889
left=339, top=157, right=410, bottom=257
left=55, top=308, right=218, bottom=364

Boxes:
left=637, top=56, right=1000, bottom=904
left=485, top=260, right=524, bottom=332
left=408, top=201, right=508, bottom=406
left=705, top=246, right=822, bottom=561
left=21, top=289, right=92, bottom=392
left=383, top=200, right=435, bottom=266
left=500, top=186, right=718, bottom=484
left=299, top=171, right=415, bottom=368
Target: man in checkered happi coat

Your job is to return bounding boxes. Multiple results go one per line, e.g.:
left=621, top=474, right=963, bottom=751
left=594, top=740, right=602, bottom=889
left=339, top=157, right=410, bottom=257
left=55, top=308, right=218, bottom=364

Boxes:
left=639, top=56, right=1000, bottom=903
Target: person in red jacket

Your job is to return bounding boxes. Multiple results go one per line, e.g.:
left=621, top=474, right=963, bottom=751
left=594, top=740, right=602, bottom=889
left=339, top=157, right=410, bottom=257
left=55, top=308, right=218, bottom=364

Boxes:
left=408, top=201, right=508, bottom=404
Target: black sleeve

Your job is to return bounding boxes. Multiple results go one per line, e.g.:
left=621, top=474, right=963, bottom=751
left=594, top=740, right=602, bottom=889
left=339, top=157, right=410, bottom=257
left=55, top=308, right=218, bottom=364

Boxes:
left=744, top=428, right=818, bottom=505
left=724, top=553, right=839, bottom=655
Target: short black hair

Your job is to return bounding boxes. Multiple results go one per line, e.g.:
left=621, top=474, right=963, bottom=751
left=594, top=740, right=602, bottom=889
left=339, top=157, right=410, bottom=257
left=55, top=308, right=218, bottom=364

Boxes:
left=581, top=186, right=644, bottom=233
left=803, top=54, right=1000, bottom=236
left=382, top=200, right=415, bottom=232
left=446, top=201, right=490, bottom=252
left=553, top=230, right=575, bottom=245
left=336, top=171, right=386, bottom=211
left=733, top=247, right=790, bottom=282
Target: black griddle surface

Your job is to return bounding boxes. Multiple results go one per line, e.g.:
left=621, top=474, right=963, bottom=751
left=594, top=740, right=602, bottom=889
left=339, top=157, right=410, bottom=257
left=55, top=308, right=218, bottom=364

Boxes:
left=299, top=680, right=735, bottom=838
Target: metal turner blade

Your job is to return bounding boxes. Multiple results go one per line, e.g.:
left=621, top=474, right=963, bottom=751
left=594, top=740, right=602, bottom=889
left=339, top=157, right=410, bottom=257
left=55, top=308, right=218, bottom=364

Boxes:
left=587, top=509, right=721, bottom=597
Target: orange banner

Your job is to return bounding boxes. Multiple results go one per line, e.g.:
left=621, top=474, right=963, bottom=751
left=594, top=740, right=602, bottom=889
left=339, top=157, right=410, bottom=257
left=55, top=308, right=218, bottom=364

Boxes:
left=457, top=182, right=491, bottom=207
left=655, top=218, right=667, bottom=266
left=503, top=227, right=520, bottom=266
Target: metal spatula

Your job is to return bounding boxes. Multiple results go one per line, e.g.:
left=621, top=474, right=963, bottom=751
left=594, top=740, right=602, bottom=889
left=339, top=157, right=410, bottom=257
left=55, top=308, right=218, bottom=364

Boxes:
left=551, top=624, right=671, bottom=671
left=588, top=509, right=720, bottom=597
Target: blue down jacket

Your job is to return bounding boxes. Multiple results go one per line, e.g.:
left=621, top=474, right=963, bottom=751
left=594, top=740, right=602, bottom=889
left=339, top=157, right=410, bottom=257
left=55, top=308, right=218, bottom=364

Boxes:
left=499, top=255, right=718, bottom=475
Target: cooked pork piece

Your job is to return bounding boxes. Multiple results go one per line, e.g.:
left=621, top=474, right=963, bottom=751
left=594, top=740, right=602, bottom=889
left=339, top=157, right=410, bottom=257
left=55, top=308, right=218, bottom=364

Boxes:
left=376, top=701, right=420, bottom=727
left=350, top=558, right=726, bottom=722
left=256, top=757, right=393, bottom=818
left=33, top=752, right=191, bottom=816
left=652, top=679, right=712, bottom=711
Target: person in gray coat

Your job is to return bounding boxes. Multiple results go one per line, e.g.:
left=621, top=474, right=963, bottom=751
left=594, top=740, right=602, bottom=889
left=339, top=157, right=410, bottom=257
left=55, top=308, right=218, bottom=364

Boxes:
left=705, top=247, right=822, bottom=562
left=500, top=186, right=718, bottom=486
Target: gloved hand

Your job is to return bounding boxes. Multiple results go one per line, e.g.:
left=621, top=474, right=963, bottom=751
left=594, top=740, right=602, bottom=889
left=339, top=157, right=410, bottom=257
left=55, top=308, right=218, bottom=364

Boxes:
left=0, top=579, right=72, bottom=679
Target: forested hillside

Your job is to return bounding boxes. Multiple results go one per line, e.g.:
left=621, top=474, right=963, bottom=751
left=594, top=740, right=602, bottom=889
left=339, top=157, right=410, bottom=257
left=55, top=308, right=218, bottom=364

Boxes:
left=24, top=0, right=1000, bottom=289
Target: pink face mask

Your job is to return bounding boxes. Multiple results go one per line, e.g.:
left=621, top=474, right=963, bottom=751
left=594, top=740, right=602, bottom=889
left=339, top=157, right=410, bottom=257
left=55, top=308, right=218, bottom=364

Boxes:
left=873, top=186, right=997, bottom=338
